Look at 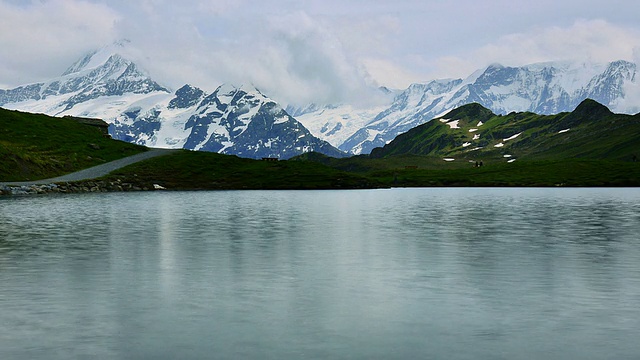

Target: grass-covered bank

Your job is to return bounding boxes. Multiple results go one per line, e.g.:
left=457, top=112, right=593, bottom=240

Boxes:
left=365, top=158, right=640, bottom=187
left=101, top=152, right=640, bottom=190
left=291, top=152, right=640, bottom=187
left=103, top=150, right=380, bottom=190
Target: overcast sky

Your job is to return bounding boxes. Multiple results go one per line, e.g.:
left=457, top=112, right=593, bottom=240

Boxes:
left=1, top=0, right=639, bottom=105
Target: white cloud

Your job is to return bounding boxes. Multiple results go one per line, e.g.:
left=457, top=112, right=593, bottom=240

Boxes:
left=327, top=14, right=401, bottom=57
left=0, top=0, right=119, bottom=85
left=251, top=12, right=376, bottom=105
left=2, top=1, right=640, bottom=109
left=360, top=58, right=425, bottom=89
left=426, top=20, right=640, bottom=81
left=118, top=9, right=382, bottom=106
left=478, top=20, right=640, bottom=64
left=0, top=1, right=400, bottom=105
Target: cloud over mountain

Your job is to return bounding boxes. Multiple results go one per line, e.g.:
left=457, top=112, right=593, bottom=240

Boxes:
left=1, top=0, right=640, bottom=106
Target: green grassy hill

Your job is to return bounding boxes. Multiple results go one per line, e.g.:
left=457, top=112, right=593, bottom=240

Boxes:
left=292, top=100, right=640, bottom=187
left=369, top=99, right=640, bottom=162
left=0, top=108, right=146, bottom=181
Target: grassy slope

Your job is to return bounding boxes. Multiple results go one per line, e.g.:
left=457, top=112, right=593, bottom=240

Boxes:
left=105, top=150, right=379, bottom=190
left=370, top=159, right=640, bottom=187
left=370, top=100, right=640, bottom=163
left=3, top=104, right=639, bottom=189
left=293, top=153, right=640, bottom=187
left=0, top=108, right=145, bottom=181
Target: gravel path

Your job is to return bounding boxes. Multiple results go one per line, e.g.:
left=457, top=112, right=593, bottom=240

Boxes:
left=0, top=148, right=179, bottom=186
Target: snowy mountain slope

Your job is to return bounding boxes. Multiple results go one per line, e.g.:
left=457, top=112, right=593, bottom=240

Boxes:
left=0, top=42, right=172, bottom=125
left=0, top=45, right=169, bottom=114
left=1, top=46, right=344, bottom=159
left=290, top=103, right=390, bottom=153
left=113, top=83, right=344, bottom=159
left=297, top=60, right=637, bottom=155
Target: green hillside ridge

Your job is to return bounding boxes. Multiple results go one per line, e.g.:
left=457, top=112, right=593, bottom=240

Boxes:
left=0, top=108, right=146, bottom=181
left=369, top=99, right=640, bottom=162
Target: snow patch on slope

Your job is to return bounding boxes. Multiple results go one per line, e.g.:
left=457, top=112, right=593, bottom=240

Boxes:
left=446, top=120, right=460, bottom=129
left=503, top=132, right=522, bottom=141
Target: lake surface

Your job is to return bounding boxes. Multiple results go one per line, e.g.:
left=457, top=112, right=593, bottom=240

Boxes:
left=1, top=188, right=640, bottom=359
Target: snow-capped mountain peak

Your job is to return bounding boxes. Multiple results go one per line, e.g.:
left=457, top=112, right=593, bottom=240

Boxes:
left=62, top=40, right=135, bottom=76
left=111, top=82, right=344, bottom=158
left=61, top=50, right=98, bottom=76
left=1, top=49, right=343, bottom=159
left=0, top=42, right=169, bottom=115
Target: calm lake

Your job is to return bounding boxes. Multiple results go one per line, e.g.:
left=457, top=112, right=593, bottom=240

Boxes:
left=1, top=188, right=640, bottom=359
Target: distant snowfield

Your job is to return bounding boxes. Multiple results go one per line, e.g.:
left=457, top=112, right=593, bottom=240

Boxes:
left=295, top=103, right=389, bottom=150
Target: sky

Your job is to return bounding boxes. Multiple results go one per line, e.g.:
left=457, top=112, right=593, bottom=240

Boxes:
left=1, top=0, right=640, bottom=105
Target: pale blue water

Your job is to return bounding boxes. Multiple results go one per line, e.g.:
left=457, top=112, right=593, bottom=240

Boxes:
left=1, top=188, right=640, bottom=359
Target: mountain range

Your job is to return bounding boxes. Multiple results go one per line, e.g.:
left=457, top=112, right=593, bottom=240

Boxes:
left=1, top=42, right=638, bottom=159
left=0, top=43, right=343, bottom=159
left=295, top=61, right=638, bottom=155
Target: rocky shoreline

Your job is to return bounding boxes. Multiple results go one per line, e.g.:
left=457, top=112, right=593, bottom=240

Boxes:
left=0, top=179, right=164, bottom=196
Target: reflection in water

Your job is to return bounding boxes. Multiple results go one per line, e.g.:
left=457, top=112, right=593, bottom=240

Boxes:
left=1, top=188, right=640, bottom=359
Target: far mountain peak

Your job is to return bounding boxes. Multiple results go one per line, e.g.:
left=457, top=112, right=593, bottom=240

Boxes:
left=62, top=40, right=136, bottom=77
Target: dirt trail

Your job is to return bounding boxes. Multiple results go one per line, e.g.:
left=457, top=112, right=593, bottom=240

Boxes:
left=0, top=148, right=179, bottom=186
